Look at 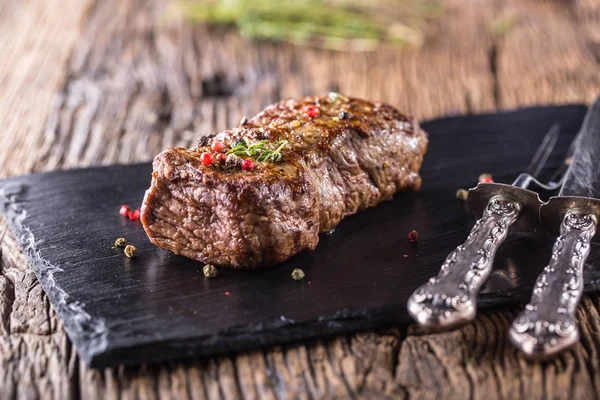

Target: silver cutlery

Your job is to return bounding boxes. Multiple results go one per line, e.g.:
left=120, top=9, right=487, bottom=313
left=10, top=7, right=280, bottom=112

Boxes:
left=407, top=124, right=567, bottom=329
left=509, top=98, right=600, bottom=358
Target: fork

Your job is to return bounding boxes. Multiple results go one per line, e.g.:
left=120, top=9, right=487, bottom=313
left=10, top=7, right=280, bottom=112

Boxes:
left=407, top=124, right=573, bottom=329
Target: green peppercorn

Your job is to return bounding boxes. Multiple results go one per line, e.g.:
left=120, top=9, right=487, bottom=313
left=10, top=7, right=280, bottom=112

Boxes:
left=226, top=153, right=240, bottom=168
left=124, top=245, right=137, bottom=258
left=456, top=189, right=468, bottom=201
left=291, top=268, right=305, bottom=281
left=203, top=264, right=218, bottom=278
left=114, top=237, right=127, bottom=248
left=328, top=92, right=349, bottom=103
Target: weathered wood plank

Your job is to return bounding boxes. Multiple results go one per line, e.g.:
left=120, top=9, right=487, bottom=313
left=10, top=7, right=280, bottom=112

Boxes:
left=496, top=0, right=600, bottom=108
left=0, top=0, right=92, bottom=178
left=0, top=1, right=90, bottom=398
left=1, top=0, right=600, bottom=398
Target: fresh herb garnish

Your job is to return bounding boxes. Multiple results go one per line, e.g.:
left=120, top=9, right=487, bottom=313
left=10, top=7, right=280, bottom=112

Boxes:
left=226, top=138, right=288, bottom=163
left=178, top=0, right=443, bottom=51
left=257, top=140, right=288, bottom=163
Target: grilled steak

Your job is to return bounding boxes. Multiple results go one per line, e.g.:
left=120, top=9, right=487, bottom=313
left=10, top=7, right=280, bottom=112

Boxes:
left=141, top=94, right=428, bottom=268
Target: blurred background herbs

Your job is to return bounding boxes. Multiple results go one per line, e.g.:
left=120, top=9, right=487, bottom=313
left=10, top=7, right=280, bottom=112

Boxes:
left=177, top=0, right=443, bottom=51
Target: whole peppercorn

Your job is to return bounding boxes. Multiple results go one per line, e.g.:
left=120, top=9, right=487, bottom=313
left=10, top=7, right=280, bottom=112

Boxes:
left=128, top=208, right=140, bottom=220
left=226, top=153, right=239, bottom=168
left=304, top=105, right=319, bottom=118
left=241, top=159, right=255, bottom=171
left=408, top=230, right=419, bottom=243
left=203, top=264, right=218, bottom=278
left=338, top=110, right=350, bottom=120
left=217, top=153, right=227, bottom=163
left=124, top=245, right=137, bottom=258
left=478, top=173, right=494, bottom=183
left=197, top=136, right=209, bottom=146
left=200, top=152, right=214, bottom=166
left=328, top=92, right=349, bottom=103
left=114, top=238, right=127, bottom=248
left=456, top=189, right=468, bottom=201
left=211, top=141, right=225, bottom=153
left=119, top=205, right=131, bottom=217
left=291, top=268, right=305, bottom=281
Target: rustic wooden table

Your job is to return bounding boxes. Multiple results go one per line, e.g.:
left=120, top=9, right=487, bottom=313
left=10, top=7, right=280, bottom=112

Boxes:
left=1, top=0, right=600, bottom=398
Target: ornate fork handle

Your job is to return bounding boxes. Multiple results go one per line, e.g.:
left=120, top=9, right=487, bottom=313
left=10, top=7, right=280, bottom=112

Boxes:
left=407, top=195, right=521, bottom=328
left=509, top=210, right=597, bottom=358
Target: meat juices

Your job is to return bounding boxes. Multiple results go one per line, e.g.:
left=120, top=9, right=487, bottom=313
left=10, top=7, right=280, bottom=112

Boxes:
left=141, top=94, right=429, bottom=268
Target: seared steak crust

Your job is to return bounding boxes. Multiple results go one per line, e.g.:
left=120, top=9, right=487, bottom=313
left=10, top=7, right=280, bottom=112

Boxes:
left=141, top=95, right=428, bottom=268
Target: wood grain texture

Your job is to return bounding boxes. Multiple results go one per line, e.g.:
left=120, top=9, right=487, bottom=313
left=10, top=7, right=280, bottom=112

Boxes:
left=1, top=0, right=600, bottom=398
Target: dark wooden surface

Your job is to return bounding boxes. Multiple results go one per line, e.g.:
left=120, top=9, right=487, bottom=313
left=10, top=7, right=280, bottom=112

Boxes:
left=1, top=0, right=600, bottom=398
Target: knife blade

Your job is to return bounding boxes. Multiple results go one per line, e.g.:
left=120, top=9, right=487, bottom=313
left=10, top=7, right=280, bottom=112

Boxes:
left=509, top=97, right=600, bottom=358
left=407, top=125, right=562, bottom=329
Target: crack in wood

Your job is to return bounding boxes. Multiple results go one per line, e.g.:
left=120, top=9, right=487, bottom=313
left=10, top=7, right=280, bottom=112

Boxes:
left=489, top=43, right=501, bottom=108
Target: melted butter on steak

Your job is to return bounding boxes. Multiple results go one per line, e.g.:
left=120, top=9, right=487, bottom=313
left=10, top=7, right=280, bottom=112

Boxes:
left=141, top=94, right=428, bottom=268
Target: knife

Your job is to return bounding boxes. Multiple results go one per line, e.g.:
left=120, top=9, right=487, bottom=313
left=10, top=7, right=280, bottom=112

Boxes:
left=407, top=125, right=563, bottom=329
left=509, top=98, right=600, bottom=358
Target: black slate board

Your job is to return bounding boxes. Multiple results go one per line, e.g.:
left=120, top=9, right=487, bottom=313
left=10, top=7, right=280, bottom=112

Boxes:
left=2, top=105, right=600, bottom=368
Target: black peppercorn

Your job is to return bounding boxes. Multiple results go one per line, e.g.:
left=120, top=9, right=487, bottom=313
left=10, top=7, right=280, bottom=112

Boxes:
left=197, top=136, right=209, bottom=146
left=338, top=111, right=350, bottom=120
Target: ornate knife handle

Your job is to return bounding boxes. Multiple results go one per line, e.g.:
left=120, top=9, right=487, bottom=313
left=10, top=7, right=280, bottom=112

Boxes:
left=509, top=210, right=597, bottom=358
left=407, top=195, right=521, bottom=329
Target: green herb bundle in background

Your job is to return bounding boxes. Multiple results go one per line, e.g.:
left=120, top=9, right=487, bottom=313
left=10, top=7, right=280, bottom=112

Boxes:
left=178, top=0, right=443, bottom=51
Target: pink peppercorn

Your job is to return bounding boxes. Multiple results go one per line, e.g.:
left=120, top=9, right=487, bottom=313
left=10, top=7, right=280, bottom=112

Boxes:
left=211, top=141, right=225, bottom=153
left=119, top=205, right=131, bottom=217
left=241, top=159, right=255, bottom=171
left=478, top=173, right=494, bottom=183
left=200, top=152, right=213, bottom=166
left=304, top=105, right=319, bottom=118
left=128, top=209, right=140, bottom=221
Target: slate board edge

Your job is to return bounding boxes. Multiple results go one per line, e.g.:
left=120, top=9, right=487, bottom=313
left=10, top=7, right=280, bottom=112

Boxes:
left=0, top=184, right=107, bottom=366
left=85, top=291, right=537, bottom=367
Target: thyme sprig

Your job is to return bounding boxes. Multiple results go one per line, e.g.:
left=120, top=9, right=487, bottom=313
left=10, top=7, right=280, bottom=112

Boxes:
left=226, top=138, right=288, bottom=163
left=257, top=139, right=288, bottom=162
